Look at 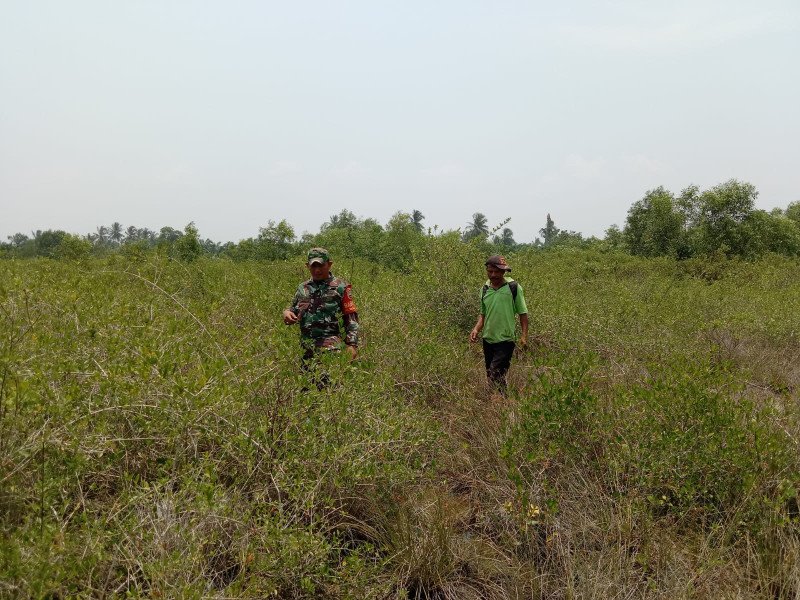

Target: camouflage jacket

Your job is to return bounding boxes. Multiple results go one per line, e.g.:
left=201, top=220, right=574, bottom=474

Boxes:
left=289, top=275, right=359, bottom=350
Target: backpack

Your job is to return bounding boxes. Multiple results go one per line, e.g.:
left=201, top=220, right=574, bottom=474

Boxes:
left=482, top=280, right=518, bottom=304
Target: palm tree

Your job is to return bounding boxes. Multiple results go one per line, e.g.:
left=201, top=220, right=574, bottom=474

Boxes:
left=463, top=213, right=489, bottom=241
left=109, top=222, right=123, bottom=246
left=411, top=209, right=425, bottom=233
left=500, top=227, right=515, bottom=247
left=94, top=226, right=109, bottom=246
left=124, top=225, right=138, bottom=243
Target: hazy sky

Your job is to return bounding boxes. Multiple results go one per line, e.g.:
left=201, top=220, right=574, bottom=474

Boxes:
left=2, top=1, right=799, bottom=244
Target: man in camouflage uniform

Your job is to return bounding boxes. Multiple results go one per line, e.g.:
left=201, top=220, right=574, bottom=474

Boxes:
left=283, top=248, right=359, bottom=371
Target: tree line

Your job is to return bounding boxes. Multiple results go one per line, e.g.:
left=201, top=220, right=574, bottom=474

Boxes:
left=3, top=178, right=799, bottom=263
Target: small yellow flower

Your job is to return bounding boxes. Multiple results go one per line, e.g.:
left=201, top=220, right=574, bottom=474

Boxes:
left=527, top=504, right=541, bottom=518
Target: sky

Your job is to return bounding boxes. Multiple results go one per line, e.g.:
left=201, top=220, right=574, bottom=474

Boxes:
left=2, top=0, right=799, bottom=244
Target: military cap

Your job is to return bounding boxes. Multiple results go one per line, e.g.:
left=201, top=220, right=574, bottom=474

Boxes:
left=307, top=247, right=331, bottom=265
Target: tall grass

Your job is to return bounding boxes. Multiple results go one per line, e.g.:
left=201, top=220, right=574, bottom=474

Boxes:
left=1, top=248, right=798, bottom=598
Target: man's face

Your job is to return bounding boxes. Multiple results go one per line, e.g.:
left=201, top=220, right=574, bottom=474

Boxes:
left=486, top=264, right=506, bottom=285
left=307, top=260, right=333, bottom=281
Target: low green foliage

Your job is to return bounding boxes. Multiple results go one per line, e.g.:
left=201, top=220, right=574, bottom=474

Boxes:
left=1, top=248, right=799, bottom=597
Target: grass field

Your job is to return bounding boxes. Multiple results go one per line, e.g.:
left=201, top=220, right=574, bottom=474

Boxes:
left=1, top=247, right=799, bottom=598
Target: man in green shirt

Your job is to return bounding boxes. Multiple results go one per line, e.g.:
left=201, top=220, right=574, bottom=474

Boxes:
left=469, top=255, right=528, bottom=395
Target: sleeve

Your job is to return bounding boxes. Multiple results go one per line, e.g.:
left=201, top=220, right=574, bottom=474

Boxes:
left=289, top=285, right=303, bottom=315
left=341, top=284, right=359, bottom=346
left=341, top=284, right=357, bottom=315
left=343, top=312, right=359, bottom=346
left=515, top=284, right=528, bottom=315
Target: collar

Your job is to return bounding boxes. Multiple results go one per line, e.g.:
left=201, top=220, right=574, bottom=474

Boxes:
left=485, top=276, right=514, bottom=290
left=310, top=275, right=335, bottom=286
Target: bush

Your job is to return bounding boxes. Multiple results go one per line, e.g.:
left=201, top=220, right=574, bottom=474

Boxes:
left=54, top=234, right=92, bottom=261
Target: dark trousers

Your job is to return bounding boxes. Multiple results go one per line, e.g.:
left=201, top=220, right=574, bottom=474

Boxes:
left=482, top=340, right=515, bottom=394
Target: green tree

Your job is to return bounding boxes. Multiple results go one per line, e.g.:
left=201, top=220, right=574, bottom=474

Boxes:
left=785, top=201, right=800, bottom=226
left=322, top=209, right=360, bottom=232
left=256, top=219, right=296, bottom=260
left=550, top=230, right=587, bottom=249
left=694, top=179, right=758, bottom=256
left=492, top=227, right=515, bottom=248
left=539, top=214, right=560, bottom=246
left=737, top=210, right=800, bottom=258
left=604, top=225, right=624, bottom=250
left=676, top=184, right=702, bottom=229
left=202, top=239, right=222, bottom=255
left=313, top=215, right=386, bottom=263
left=7, top=233, right=29, bottom=248
left=175, top=222, right=203, bottom=262
left=158, top=227, right=182, bottom=246
left=33, top=230, right=67, bottom=257
left=228, top=238, right=256, bottom=261
left=55, top=234, right=92, bottom=260
left=623, top=187, right=685, bottom=257
left=381, top=211, right=422, bottom=271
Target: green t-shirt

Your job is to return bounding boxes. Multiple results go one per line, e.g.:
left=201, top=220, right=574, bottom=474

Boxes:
left=480, top=277, right=528, bottom=343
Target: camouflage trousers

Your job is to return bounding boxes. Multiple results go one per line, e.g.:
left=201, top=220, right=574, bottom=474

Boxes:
left=300, top=345, right=342, bottom=390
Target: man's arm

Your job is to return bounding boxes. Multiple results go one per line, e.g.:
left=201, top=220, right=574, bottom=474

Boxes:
left=341, top=284, right=359, bottom=361
left=343, top=312, right=359, bottom=360
left=283, top=286, right=302, bottom=325
left=519, top=313, right=529, bottom=350
left=515, top=283, right=529, bottom=349
left=470, top=314, right=485, bottom=343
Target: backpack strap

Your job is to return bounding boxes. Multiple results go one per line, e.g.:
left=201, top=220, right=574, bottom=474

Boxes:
left=508, top=280, right=518, bottom=303
left=482, top=281, right=519, bottom=305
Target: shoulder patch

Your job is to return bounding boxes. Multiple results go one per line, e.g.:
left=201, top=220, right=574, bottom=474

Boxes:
left=341, top=284, right=357, bottom=315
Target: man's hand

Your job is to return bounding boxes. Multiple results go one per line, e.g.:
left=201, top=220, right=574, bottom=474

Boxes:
left=469, top=328, right=480, bottom=343
left=346, top=345, right=357, bottom=361
left=283, top=309, right=299, bottom=325
left=519, top=314, right=529, bottom=351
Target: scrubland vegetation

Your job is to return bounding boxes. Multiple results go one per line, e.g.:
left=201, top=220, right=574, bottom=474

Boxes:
left=1, top=233, right=799, bottom=599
